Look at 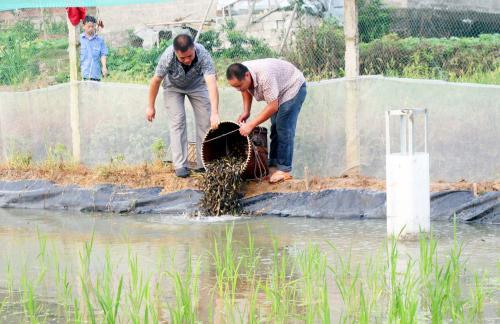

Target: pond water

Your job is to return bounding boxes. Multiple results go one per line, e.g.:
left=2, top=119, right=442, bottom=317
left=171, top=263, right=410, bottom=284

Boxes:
left=0, top=208, right=498, bottom=322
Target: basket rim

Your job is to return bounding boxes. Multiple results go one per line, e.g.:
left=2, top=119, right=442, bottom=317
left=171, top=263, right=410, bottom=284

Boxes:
left=201, top=121, right=252, bottom=171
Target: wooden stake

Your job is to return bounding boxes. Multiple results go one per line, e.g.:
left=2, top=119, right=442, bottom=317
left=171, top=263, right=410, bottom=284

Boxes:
left=195, top=0, right=216, bottom=42
left=304, top=166, right=310, bottom=191
left=472, top=183, right=478, bottom=197
left=279, top=3, right=298, bottom=55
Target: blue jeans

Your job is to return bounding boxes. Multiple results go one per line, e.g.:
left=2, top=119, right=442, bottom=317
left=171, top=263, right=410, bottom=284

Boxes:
left=268, top=83, right=307, bottom=172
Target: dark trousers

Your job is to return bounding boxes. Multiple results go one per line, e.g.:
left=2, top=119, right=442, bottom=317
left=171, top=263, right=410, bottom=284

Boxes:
left=268, top=83, right=307, bottom=172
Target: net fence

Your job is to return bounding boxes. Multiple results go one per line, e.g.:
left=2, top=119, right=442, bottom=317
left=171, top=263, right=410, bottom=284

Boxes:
left=1, top=0, right=499, bottom=89
left=0, top=1, right=499, bottom=181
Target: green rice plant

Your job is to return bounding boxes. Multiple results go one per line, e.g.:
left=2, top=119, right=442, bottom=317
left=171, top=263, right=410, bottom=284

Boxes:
left=363, top=252, right=387, bottom=320
left=419, top=221, right=466, bottom=322
left=327, top=245, right=362, bottom=321
left=94, top=250, right=124, bottom=324
left=384, top=237, right=419, bottom=323
left=0, top=296, right=7, bottom=317
left=59, top=267, right=75, bottom=322
left=212, top=225, right=242, bottom=298
left=21, top=271, right=43, bottom=323
left=447, top=225, right=466, bottom=322
left=166, top=250, right=201, bottom=324
left=263, top=238, right=298, bottom=322
left=127, top=251, right=152, bottom=324
left=240, top=227, right=265, bottom=322
left=79, top=233, right=96, bottom=323
left=72, top=294, right=83, bottom=324
left=469, top=271, right=486, bottom=319
left=296, top=243, right=329, bottom=323
left=243, top=225, right=260, bottom=283
left=79, top=232, right=95, bottom=278
left=320, top=277, right=331, bottom=324
left=6, top=259, right=14, bottom=298
left=80, top=273, right=96, bottom=324
left=36, top=229, right=48, bottom=285
left=246, top=280, right=261, bottom=324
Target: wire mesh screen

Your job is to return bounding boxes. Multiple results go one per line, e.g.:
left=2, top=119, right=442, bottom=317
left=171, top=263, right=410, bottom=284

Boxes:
left=1, top=1, right=499, bottom=90
left=0, top=1, right=499, bottom=181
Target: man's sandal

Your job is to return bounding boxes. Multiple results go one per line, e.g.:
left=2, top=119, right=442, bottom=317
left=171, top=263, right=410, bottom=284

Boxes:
left=269, top=170, right=293, bottom=184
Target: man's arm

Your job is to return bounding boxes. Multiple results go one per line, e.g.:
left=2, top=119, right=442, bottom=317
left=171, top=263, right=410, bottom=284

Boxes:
left=101, top=56, right=107, bottom=77
left=204, top=74, right=220, bottom=129
left=237, top=90, right=253, bottom=124
left=239, top=99, right=278, bottom=136
left=100, top=39, right=109, bottom=78
left=147, top=76, right=163, bottom=122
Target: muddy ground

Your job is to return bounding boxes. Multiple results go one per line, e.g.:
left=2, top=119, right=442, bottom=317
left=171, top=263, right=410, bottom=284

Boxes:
left=0, top=163, right=498, bottom=197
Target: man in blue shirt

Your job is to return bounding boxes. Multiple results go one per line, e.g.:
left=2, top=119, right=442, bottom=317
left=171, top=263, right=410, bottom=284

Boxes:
left=80, top=16, right=108, bottom=81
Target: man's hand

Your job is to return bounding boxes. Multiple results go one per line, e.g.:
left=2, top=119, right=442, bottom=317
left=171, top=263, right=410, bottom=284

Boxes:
left=239, top=121, right=255, bottom=137
left=210, top=112, right=220, bottom=129
left=102, top=66, right=108, bottom=77
left=237, top=111, right=250, bottom=124
left=146, top=106, right=156, bottom=122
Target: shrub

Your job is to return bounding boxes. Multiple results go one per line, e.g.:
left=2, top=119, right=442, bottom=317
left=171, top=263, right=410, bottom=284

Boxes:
left=358, top=0, right=392, bottom=43
left=285, top=19, right=345, bottom=80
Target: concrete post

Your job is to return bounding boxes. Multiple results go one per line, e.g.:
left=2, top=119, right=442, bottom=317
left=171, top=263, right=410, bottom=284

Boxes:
left=343, top=0, right=360, bottom=175
left=343, top=0, right=359, bottom=78
left=67, top=18, right=81, bottom=162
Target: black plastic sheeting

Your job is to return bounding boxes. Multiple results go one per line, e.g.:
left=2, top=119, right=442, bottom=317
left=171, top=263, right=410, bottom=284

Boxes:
left=0, top=180, right=498, bottom=224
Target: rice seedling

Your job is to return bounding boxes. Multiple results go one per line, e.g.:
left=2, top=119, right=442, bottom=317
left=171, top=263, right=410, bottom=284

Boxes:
left=263, top=238, right=299, bottom=322
left=165, top=250, right=201, bottom=324
left=127, top=251, right=152, bottom=324
left=0, top=224, right=494, bottom=323
left=21, top=270, right=43, bottom=324
left=94, top=250, right=124, bottom=324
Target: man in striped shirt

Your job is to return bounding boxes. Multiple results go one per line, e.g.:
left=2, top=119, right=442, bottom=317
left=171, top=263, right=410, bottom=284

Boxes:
left=226, top=58, right=307, bottom=183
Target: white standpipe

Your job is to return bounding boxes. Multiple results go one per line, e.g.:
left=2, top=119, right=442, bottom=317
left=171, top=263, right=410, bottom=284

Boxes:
left=386, top=109, right=430, bottom=238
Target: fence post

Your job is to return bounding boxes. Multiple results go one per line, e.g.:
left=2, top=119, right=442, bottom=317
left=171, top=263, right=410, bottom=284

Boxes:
left=67, top=18, right=81, bottom=162
left=344, top=0, right=359, bottom=77
left=343, top=0, right=360, bottom=176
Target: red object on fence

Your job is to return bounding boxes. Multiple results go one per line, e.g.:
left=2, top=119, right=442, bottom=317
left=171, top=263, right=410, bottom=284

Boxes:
left=66, top=7, right=87, bottom=26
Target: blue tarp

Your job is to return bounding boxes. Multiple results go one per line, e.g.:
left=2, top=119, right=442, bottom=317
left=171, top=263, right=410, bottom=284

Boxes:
left=0, top=1, right=171, bottom=11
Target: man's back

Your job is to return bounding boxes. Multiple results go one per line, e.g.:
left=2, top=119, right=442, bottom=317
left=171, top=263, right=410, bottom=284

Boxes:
left=242, top=58, right=305, bottom=104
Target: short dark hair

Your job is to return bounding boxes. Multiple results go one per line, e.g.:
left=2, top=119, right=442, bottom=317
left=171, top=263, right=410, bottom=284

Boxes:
left=173, top=34, right=194, bottom=52
left=226, top=63, right=249, bottom=80
left=84, top=15, right=96, bottom=24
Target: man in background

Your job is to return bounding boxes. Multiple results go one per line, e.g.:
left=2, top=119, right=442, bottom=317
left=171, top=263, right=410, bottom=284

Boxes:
left=80, top=15, right=108, bottom=81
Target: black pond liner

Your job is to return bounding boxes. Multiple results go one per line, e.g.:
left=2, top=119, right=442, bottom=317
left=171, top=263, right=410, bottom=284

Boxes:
left=0, top=180, right=498, bottom=224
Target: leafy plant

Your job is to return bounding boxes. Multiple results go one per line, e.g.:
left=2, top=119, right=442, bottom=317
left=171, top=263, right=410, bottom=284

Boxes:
left=151, top=138, right=166, bottom=163
left=358, top=0, right=392, bottom=43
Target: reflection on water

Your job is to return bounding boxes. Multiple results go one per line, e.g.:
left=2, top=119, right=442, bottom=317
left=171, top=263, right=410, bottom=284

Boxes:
left=0, top=208, right=498, bottom=322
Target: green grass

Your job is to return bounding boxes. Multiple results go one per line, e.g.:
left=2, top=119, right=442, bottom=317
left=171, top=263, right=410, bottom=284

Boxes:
left=1, top=20, right=499, bottom=89
left=0, top=224, right=496, bottom=323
